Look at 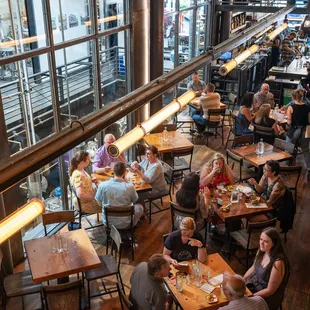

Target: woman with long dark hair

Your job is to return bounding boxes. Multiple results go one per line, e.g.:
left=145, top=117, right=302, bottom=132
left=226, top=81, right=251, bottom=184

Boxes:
left=69, top=151, right=101, bottom=214
left=236, top=92, right=256, bottom=135
left=244, top=227, right=290, bottom=310
left=175, top=173, right=209, bottom=231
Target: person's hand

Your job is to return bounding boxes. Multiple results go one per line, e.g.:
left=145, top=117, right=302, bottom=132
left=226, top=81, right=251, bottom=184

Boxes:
left=104, top=166, right=111, bottom=172
left=212, top=166, right=221, bottom=175
left=91, top=177, right=97, bottom=184
left=131, top=161, right=139, bottom=169
left=269, top=93, right=274, bottom=99
left=248, top=178, right=257, bottom=186
left=170, top=259, right=179, bottom=267
left=204, top=186, right=211, bottom=198
left=188, top=238, right=203, bottom=248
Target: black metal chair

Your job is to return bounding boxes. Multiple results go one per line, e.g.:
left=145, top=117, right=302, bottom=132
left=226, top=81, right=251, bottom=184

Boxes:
left=42, top=211, right=75, bottom=236
left=204, top=108, right=226, bottom=146
left=253, top=124, right=274, bottom=144
left=41, top=279, right=82, bottom=310
left=104, top=205, right=135, bottom=261
left=225, top=113, right=240, bottom=148
left=117, top=282, right=133, bottom=310
left=230, top=217, right=277, bottom=268
left=274, top=138, right=295, bottom=165
left=232, top=134, right=254, bottom=148
left=84, top=225, right=125, bottom=309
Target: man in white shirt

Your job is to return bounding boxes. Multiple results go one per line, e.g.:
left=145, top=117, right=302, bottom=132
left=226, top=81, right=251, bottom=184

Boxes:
left=219, top=274, right=268, bottom=310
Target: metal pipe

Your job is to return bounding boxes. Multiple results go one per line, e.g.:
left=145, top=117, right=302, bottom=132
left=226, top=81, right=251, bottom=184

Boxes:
left=0, top=5, right=295, bottom=193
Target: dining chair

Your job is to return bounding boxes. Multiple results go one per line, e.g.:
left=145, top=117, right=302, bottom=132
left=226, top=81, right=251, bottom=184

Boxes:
left=253, top=124, right=274, bottom=144
left=170, top=202, right=208, bottom=242
left=278, top=165, right=302, bottom=206
left=153, top=123, right=177, bottom=133
left=274, top=138, right=295, bottom=165
left=42, top=210, right=75, bottom=236
left=232, top=134, right=254, bottom=148
left=0, top=249, right=42, bottom=310
left=225, top=113, right=240, bottom=148
left=230, top=217, right=277, bottom=268
left=84, top=225, right=125, bottom=309
left=41, top=279, right=82, bottom=310
left=174, top=113, right=195, bottom=132
left=68, top=182, right=103, bottom=230
left=104, top=205, right=135, bottom=261
left=204, top=108, right=226, bottom=146
left=226, top=149, right=257, bottom=183
left=117, top=282, right=133, bottom=310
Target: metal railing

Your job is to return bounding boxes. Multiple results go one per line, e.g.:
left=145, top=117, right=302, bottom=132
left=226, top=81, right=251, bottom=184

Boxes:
left=1, top=46, right=126, bottom=137
left=217, top=0, right=305, bottom=6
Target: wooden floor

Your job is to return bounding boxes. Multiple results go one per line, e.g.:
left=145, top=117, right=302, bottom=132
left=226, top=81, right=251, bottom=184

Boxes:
left=7, top=126, right=310, bottom=310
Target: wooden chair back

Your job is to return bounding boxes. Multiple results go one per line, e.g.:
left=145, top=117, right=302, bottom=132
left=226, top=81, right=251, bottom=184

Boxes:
left=42, top=211, right=75, bottom=236
left=207, top=108, right=226, bottom=121
left=253, top=124, right=274, bottom=144
left=117, top=282, right=133, bottom=310
left=233, top=134, right=254, bottom=148
left=274, top=138, right=295, bottom=155
left=247, top=217, right=277, bottom=235
left=226, top=149, right=243, bottom=182
left=171, top=145, right=194, bottom=169
left=170, top=202, right=198, bottom=231
left=41, top=279, right=82, bottom=310
left=153, top=124, right=177, bottom=133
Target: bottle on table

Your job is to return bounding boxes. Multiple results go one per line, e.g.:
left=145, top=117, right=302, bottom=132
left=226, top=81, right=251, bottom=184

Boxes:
left=163, top=126, right=168, bottom=142
left=257, top=138, right=265, bottom=155
left=274, top=104, right=279, bottom=114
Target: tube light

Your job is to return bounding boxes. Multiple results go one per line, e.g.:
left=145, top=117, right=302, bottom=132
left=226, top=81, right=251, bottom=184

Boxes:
left=0, top=199, right=45, bottom=245
left=219, top=44, right=259, bottom=76
left=107, top=89, right=196, bottom=157
left=265, top=23, right=288, bottom=43
left=253, top=26, right=273, bottom=39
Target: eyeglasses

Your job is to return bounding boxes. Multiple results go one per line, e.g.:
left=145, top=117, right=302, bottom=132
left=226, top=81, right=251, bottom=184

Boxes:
left=263, top=168, right=272, bottom=172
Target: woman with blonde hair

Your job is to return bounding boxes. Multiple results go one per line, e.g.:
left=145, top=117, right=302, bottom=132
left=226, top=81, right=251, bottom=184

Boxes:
left=200, top=153, right=235, bottom=188
left=163, top=217, right=206, bottom=265
left=69, top=151, right=101, bottom=214
left=254, top=104, right=280, bottom=143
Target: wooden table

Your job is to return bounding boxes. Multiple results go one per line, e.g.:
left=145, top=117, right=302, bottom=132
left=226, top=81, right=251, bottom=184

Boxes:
left=25, top=229, right=101, bottom=284
left=143, top=130, right=194, bottom=153
left=189, top=97, right=226, bottom=111
left=232, top=110, right=287, bottom=125
left=164, top=253, right=251, bottom=310
left=211, top=186, right=273, bottom=222
left=231, top=142, right=292, bottom=168
left=92, top=170, right=152, bottom=192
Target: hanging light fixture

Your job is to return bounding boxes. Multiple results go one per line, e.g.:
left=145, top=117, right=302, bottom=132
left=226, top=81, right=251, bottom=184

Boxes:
left=107, top=89, right=196, bottom=157
left=264, top=23, right=288, bottom=43
left=0, top=199, right=45, bottom=245
left=219, top=45, right=259, bottom=76
left=253, top=26, right=273, bottom=39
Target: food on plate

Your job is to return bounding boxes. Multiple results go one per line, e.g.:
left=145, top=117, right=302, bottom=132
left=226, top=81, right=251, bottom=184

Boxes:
left=206, top=293, right=218, bottom=304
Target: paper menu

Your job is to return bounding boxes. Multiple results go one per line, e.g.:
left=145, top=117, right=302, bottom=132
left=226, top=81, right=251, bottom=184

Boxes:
left=245, top=203, right=268, bottom=209
left=200, top=283, right=215, bottom=294
left=208, top=274, right=223, bottom=286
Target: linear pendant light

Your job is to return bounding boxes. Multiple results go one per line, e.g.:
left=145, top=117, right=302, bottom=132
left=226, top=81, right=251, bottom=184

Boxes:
left=107, top=89, right=196, bottom=157
left=264, top=23, right=288, bottom=43
left=0, top=199, right=45, bottom=245
left=219, top=44, right=259, bottom=76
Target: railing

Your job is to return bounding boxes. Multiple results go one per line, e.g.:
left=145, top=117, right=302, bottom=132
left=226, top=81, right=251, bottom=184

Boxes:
left=217, top=0, right=306, bottom=6
left=1, top=46, right=126, bottom=137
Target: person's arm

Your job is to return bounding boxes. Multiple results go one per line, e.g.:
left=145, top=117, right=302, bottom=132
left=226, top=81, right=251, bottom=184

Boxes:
left=272, top=122, right=280, bottom=136
left=286, top=106, right=293, bottom=125
left=92, top=151, right=111, bottom=174
left=73, top=173, right=95, bottom=201
left=187, top=238, right=207, bottom=263
left=199, top=188, right=211, bottom=219
left=243, top=108, right=256, bottom=122
left=268, top=180, right=285, bottom=206
left=244, top=265, right=255, bottom=281
left=248, top=175, right=265, bottom=194
left=225, top=165, right=236, bottom=185
left=200, top=165, right=214, bottom=187
left=282, top=42, right=296, bottom=54
left=136, top=163, right=160, bottom=184
left=254, top=260, right=285, bottom=298
left=130, top=185, right=139, bottom=204
left=163, top=247, right=178, bottom=266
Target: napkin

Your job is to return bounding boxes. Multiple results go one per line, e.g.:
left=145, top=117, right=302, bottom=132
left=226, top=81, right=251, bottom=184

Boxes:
left=208, top=274, right=223, bottom=286
left=200, top=283, right=215, bottom=294
left=245, top=203, right=268, bottom=209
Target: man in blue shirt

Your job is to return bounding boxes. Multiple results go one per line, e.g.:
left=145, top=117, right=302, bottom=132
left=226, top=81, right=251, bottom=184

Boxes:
left=95, top=162, right=143, bottom=229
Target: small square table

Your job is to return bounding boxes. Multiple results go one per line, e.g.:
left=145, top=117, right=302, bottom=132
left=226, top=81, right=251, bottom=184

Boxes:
left=189, top=98, right=226, bottom=111
left=25, top=229, right=101, bottom=284
left=230, top=142, right=292, bottom=168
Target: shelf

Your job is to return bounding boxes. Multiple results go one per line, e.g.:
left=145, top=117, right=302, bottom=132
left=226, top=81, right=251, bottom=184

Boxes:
left=230, top=23, right=247, bottom=34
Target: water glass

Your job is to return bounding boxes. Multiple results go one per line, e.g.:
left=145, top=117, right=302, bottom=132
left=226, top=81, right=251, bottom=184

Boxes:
left=195, top=270, right=202, bottom=287
left=57, top=235, right=64, bottom=253
left=50, top=237, right=57, bottom=254
left=176, top=272, right=184, bottom=292
left=63, top=237, right=68, bottom=252
left=230, top=189, right=239, bottom=204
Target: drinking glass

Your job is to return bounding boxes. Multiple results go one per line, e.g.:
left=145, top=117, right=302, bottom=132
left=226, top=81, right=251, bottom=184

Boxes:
left=51, top=237, right=57, bottom=254
left=176, top=272, right=184, bottom=292
left=230, top=189, right=239, bottom=204
left=57, top=235, right=64, bottom=253
left=63, top=237, right=68, bottom=252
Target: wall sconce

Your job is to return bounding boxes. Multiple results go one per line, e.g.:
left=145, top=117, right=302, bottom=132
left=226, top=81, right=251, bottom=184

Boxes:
left=0, top=199, right=45, bottom=245
left=219, top=45, right=259, bottom=76
left=264, top=23, right=288, bottom=43
left=108, top=89, right=196, bottom=157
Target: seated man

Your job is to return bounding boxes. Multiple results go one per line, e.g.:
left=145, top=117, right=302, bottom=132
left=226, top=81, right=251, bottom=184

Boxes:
left=187, top=71, right=206, bottom=97
left=192, top=83, right=221, bottom=133
left=129, top=254, right=172, bottom=310
left=95, top=162, right=143, bottom=229
left=92, top=134, right=126, bottom=174
left=219, top=274, right=268, bottom=310
left=253, top=83, right=275, bottom=111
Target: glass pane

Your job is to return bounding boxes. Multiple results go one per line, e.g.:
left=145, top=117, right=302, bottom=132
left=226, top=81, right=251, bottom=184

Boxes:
left=179, top=10, right=194, bottom=64
left=163, top=14, right=176, bottom=73
left=51, top=0, right=93, bottom=44
left=1, top=53, right=55, bottom=156
left=55, top=40, right=98, bottom=122
left=195, top=6, right=206, bottom=57
left=180, top=0, right=194, bottom=9
left=98, top=0, right=125, bottom=32
left=0, top=0, right=48, bottom=59
left=164, top=0, right=177, bottom=14
left=100, top=31, right=127, bottom=103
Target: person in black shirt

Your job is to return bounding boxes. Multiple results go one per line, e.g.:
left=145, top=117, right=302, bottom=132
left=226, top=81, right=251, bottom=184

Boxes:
left=163, top=217, right=206, bottom=266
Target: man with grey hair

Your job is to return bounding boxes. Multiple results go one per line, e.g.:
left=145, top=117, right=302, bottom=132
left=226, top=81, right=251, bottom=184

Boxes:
left=92, top=133, right=127, bottom=173
left=253, top=83, right=275, bottom=111
left=129, top=254, right=172, bottom=310
left=219, top=274, right=268, bottom=310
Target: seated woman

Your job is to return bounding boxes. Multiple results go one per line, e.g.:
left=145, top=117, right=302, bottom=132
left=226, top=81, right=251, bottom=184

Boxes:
left=200, top=153, right=235, bottom=188
left=236, top=92, right=256, bottom=135
left=69, top=151, right=101, bottom=214
left=244, top=227, right=290, bottom=310
left=175, top=173, right=210, bottom=232
left=131, top=145, right=168, bottom=208
left=254, top=103, right=280, bottom=144
left=248, top=160, right=285, bottom=221
left=163, top=217, right=207, bottom=265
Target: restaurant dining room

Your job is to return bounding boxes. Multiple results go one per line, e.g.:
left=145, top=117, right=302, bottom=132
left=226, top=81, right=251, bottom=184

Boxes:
left=0, top=0, right=310, bottom=310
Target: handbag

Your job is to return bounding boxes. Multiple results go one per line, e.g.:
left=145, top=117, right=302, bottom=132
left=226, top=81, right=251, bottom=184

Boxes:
left=305, top=125, right=310, bottom=139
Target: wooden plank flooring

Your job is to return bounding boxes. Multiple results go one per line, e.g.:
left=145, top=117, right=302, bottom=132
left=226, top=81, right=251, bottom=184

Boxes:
left=7, top=125, right=310, bottom=310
